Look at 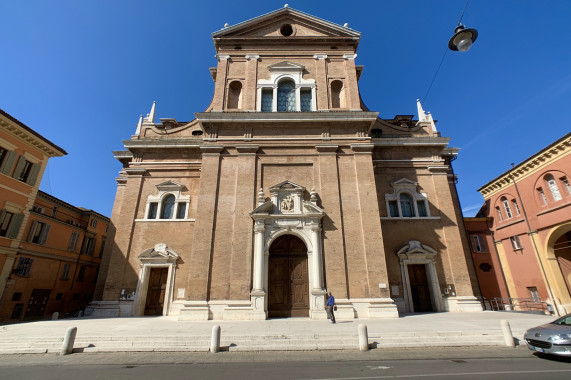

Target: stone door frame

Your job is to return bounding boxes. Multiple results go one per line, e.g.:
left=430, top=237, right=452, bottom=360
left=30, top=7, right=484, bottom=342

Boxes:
left=250, top=181, right=327, bottom=319
left=397, top=240, right=443, bottom=313
left=134, top=243, right=179, bottom=317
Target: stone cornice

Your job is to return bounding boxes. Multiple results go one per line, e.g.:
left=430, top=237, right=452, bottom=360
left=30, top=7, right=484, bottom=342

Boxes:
left=123, top=139, right=202, bottom=149
left=371, top=137, right=451, bottom=148
left=478, top=133, right=571, bottom=198
left=195, top=111, right=379, bottom=124
left=0, top=112, right=67, bottom=157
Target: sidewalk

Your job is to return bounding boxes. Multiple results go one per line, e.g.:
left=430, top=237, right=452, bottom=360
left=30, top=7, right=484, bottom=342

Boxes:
left=0, top=311, right=555, bottom=354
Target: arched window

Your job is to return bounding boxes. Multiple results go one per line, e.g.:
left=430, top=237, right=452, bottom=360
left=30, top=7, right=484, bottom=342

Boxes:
left=545, top=174, right=562, bottom=201
left=227, top=81, right=242, bottom=109
left=160, top=195, right=175, bottom=219
left=501, top=197, right=512, bottom=218
left=400, top=193, right=415, bottom=217
left=277, top=80, right=296, bottom=111
left=330, top=80, right=344, bottom=109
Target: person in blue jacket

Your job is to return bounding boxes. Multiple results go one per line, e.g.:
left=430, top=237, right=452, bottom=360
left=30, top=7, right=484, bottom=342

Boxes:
left=326, top=292, right=336, bottom=323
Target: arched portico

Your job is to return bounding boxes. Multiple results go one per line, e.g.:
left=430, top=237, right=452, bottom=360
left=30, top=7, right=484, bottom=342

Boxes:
left=544, top=223, right=571, bottom=314
left=250, top=181, right=327, bottom=319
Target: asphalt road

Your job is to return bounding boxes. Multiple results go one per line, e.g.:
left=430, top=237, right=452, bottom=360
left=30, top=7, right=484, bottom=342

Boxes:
left=0, top=348, right=570, bottom=379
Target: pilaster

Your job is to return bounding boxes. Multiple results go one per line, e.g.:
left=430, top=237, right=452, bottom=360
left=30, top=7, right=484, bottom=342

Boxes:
left=100, top=168, right=146, bottom=305
left=186, top=146, right=223, bottom=301
left=316, top=144, right=348, bottom=298
left=351, top=144, right=390, bottom=299
left=212, top=54, right=230, bottom=111
left=343, top=54, right=361, bottom=110
left=244, top=55, right=260, bottom=110
left=313, top=54, right=328, bottom=110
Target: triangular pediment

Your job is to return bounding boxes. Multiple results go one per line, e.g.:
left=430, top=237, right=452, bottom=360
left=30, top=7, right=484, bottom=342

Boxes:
left=269, top=180, right=305, bottom=191
left=392, top=179, right=418, bottom=187
left=268, top=61, right=305, bottom=71
left=212, top=7, right=360, bottom=39
left=156, top=180, right=186, bottom=192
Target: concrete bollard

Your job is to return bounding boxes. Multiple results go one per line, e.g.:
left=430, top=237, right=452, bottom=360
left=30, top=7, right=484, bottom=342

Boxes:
left=501, top=319, right=516, bottom=348
left=358, top=323, right=369, bottom=351
left=61, top=327, right=77, bottom=355
left=210, top=325, right=221, bottom=353
left=51, top=312, right=59, bottom=320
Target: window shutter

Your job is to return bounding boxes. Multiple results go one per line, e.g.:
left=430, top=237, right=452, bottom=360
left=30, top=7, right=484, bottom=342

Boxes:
left=12, top=156, right=25, bottom=179
left=68, top=231, right=79, bottom=251
left=38, top=224, right=51, bottom=245
left=0, top=151, right=17, bottom=175
left=6, top=213, right=24, bottom=239
left=27, top=220, right=38, bottom=242
left=26, top=163, right=41, bottom=186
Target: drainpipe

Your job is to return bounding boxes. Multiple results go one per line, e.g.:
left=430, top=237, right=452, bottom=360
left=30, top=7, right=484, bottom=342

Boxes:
left=509, top=164, right=560, bottom=316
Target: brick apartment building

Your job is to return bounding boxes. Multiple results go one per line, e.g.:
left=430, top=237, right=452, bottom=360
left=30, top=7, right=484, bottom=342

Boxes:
left=466, top=132, right=571, bottom=315
left=93, top=6, right=481, bottom=320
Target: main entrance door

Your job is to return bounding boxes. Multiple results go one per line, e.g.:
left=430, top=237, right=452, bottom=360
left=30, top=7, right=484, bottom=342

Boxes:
left=144, top=267, right=168, bottom=316
left=268, top=235, right=309, bottom=318
left=408, top=264, right=433, bottom=312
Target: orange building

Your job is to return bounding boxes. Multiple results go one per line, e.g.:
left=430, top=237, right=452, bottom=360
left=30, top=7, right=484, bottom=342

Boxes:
left=1, top=108, right=110, bottom=322
left=475, top=132, right=571, bottom=315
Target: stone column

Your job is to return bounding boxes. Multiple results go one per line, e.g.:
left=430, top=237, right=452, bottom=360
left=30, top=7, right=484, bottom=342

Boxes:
left=244, top=54, right=259, bottom=110
left=212, top=54, right=230, bottom=111
left=313, top=54, right=328, bottom=110
left=343, top=54, right=361, bottom=111
left=311, top=224, right=324, bottom=290
left=252, top=220, right=265, bottom=291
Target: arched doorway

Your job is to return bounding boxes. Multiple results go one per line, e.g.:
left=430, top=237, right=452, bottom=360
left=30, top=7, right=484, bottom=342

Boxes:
left=268, top=234, right=309, bottom=318
left=554, top=232, right=571, bottom=297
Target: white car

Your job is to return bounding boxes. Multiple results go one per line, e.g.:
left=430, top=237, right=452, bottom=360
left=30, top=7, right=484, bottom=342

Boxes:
left=524, top=314, right=571, bottom=356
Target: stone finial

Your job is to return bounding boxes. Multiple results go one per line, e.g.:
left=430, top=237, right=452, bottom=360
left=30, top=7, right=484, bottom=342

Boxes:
left=416, top=99, right=437, bottom=133
left=310, top=188, right=318, bottom=204
left=224, top=23, right=229, bottom=28
left=284, top=4, right=289, bottom=8
left=258, top=188, right=265, bottom=205
left=344, top=23, right=349, bottom=28
left=135, top=114, right=143, bottom=136
left=146, top=101, right=156, bottom=124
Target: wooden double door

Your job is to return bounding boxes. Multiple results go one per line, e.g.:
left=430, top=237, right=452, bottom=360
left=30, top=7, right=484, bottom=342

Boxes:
left=268, top=235, right=309, bottom=318
left=408, top=264, right=433, bottom=312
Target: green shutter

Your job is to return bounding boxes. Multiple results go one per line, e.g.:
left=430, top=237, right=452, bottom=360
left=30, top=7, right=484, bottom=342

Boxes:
left=26, top=163, right=41, bottom=186
left=6, top=213, right=24, bottom=239
left=12, top=156, right=25, bottom=179
left=0, top=151, right=17, bottom=175
left=38, top=223, right=51, bottom=245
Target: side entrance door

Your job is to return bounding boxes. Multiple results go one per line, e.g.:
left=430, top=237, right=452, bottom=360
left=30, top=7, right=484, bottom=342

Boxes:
left=144, top=267, right=168, bottom=316
left=25, top=289, right=51, bottom=320
left=408, top=264, right=433, bottom=312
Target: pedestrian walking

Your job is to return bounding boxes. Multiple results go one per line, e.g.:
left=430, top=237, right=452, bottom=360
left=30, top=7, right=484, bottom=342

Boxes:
left=326, top=292, right=336, bottom=323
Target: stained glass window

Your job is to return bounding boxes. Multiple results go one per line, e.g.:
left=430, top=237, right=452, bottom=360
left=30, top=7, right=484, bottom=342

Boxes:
left=300, top=89, right=312, bottom=111
left=261, top=89, right=273, bottom=112
left=277, top=80, right=296, bottom=111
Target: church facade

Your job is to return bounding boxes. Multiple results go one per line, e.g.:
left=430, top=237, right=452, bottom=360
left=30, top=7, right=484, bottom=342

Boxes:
left=94, top=7, right=481, bottom=320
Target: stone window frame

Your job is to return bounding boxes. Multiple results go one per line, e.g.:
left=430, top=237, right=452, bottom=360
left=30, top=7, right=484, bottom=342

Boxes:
left=384, top=179, right=433, bottom=219
left=140, top=181, right=191, bottom=222
left=256, top=62, right=316, bottom=112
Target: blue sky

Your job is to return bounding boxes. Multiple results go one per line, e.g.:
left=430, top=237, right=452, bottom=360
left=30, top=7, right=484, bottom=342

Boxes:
left=1, top=1, right=570, bottom=217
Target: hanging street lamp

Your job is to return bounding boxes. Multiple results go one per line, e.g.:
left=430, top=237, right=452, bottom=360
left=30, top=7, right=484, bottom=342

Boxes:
left=448, top=23, right=478, bottom=52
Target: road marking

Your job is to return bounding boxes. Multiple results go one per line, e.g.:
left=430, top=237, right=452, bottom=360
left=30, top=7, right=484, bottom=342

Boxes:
left=309, top=368, right=571, bottom=380
left=366, top=366, right=392, bottom=370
